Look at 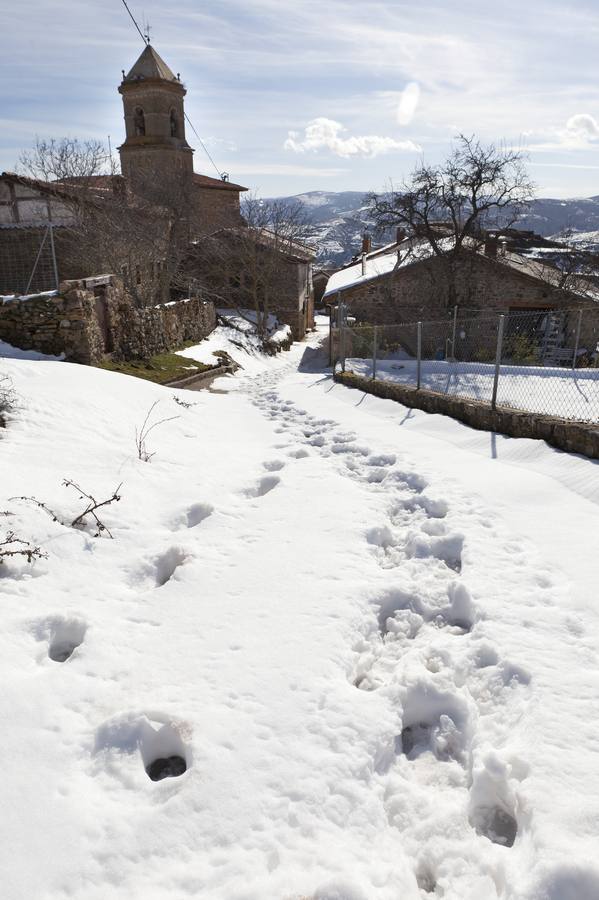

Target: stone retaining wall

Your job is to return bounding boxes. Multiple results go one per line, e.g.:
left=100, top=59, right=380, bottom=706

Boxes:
left=0, top=275, right=216, bottom=364
left=334, top=370, right=599, bottom=460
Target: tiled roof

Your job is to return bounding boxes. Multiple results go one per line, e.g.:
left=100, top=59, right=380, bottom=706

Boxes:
left=123, top=45, right=179, bottom=84
left=192, top=174, right=247, bottom=192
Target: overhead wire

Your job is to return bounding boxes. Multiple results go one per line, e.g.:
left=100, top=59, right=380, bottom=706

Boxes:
left=119, top=0, right=148, bottom=46
left=117, top=0, right=225, bottom=180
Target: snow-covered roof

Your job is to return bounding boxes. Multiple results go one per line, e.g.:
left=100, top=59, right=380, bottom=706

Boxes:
left=323, top=237, right=452, bottom=298
left=323, top=236, right=599, bottom=303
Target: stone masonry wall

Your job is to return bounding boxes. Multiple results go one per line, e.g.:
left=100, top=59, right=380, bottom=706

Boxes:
left=0, top=275, right=216, bottom=364
left=195, top=186, right=243, bottom=234
left=335, top=253, right=597, bottom=324
left=330, top=252, right=599, bottom=362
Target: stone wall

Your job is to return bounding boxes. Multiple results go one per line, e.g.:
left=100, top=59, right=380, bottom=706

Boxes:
left=335, top=370, right=599, bottom=461
left=194, top=185, right=243, bottom=233
left=0, top=275, right=216, bottom=364
left=269, top=259, right=313, bottom=340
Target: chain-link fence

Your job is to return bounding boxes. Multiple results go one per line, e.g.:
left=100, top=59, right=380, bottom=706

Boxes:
left=0, top=224, right=61, bottom=296
left=332, top=306, right=599, bottom=424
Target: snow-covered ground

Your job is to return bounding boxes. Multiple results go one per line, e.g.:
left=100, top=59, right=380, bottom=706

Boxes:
left=2, top=324, right=599, bottom=899
left=176, top=310, right=292, bottom=372
left=346, top=357, right=599, bottom=423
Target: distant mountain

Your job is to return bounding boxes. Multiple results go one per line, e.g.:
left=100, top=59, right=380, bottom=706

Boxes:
left=276, top=191, right=599, bottom=268
left=273, top=191, right=376, bottom=269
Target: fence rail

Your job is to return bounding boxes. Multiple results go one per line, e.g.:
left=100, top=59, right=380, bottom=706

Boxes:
left=332, top=306, right=599, bottom=425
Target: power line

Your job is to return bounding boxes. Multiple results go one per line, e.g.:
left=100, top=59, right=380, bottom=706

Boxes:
left=119, top=0, right=147, bottom=45
left=117, top=0, right=225, bottom=181
left=184, top=113, right=223, bottom=180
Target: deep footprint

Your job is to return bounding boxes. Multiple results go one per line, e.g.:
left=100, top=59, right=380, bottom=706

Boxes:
left=153, top=547, right=188, bottom=587
left=471, top=806, right=518, bottom=847
left=186, top=502, right=213, bottom=528
left=48, top=619, right=87, bottom=662
left=146, top=755, right=187, bottom=781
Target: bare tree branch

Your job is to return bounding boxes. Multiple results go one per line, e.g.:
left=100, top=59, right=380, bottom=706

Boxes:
left=10, top=480, right=122, bottom=538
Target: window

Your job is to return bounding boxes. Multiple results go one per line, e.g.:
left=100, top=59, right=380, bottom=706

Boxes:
left=170, top=109, right=178, bottom=138
left=134, top=107, right=145, bottom=136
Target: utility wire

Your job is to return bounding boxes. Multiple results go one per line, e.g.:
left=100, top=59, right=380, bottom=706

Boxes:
left=184, top=113, right=223, bottom=180
left=119, top=0, right=148, bottom=45
left=118, top=0, right=225, bottom=181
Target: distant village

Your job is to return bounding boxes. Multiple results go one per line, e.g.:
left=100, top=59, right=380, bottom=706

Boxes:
left=1, top=42, right=598, bottom=376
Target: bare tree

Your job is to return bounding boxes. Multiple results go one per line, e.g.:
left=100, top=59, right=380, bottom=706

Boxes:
left=367, top=134, right=535, bottom=306
left=190, top=195, right=314, bottom=338
left=17, top=136, right=201, bottom=307
left=19, top=137, right=113, bottom=184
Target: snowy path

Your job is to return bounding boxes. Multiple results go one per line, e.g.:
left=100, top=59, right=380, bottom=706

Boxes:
left=1, top=332, right=599, bottom=899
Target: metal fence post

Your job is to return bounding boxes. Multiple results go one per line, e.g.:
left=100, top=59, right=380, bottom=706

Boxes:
left=48, top=220, right=60, bottom=291
left=339, top=302, right=346, bottom=373
left=416, top=321, right=422, bottom=390
left=372, top=325, right=378, bottom=381
left=335, top=299, right=342, bottom=372
left=572, top=309, right=583, bottom=370
left=25, top=226, right=49, bottom=295
left=491, top=314, right=505, bottom=410
left=451, top=304, right=458, bottom=360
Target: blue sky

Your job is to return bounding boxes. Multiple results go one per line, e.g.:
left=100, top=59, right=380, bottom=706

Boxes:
left=2, top=0, right=599, bottom=198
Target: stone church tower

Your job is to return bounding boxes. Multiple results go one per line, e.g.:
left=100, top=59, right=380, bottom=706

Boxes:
left=118, top=44, right=194, bottom=192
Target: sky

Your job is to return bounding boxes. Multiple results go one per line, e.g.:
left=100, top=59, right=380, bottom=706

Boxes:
left=1, top=0, right=599, bottom=199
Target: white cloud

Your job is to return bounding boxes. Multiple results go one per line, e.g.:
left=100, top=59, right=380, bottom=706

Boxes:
left=525, top=113, right=599, bottom=152
left=565, top=113, right=599, bottom=138
left=397, top=82, right=420, bottom=126
left=284, top=117, right=420, bottom=158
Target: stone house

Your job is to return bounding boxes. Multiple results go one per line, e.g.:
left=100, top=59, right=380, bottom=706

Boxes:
left=188, top=227, right=315, bottom=340
left=1, top=42, right=315, bottom=341
left=0, top=44, right=247, bottom=297
left=323, top=232, right=599, bottom=361
left=313, top=268, right=334, bottom=308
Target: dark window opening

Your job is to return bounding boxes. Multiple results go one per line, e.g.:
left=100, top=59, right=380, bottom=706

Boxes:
left=170, top=109, right=178, bottom=138
left=134, top=107, right=146, bottom=136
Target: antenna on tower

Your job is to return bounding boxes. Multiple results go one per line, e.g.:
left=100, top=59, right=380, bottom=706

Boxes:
left=144, top=20, right=151, bottom=44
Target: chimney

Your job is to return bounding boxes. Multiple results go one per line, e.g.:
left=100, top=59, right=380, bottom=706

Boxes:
left=499, top=238, right=508, bottom=257
left=396, top=226, right=406, bottom=245
left=484, top=233, right=498, bottom=257
left=362, top=231, right=372, bottom=254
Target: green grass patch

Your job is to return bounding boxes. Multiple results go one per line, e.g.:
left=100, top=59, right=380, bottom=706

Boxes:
left=97, top=350, right=217, bottom=385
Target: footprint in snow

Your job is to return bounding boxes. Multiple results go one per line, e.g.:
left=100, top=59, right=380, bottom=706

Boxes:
left=288, top=448, right=310, bottom=459
left=150, top=546, right=189, bottom=587
left=243, top=475, right=281, bottom=498
left=95, top=714, right=191, bottom=783
left=262, top=459, right=286, bottom=472
left=172, top=502, right=213, bottom=531
left=31, top=615, right=87, bottom=663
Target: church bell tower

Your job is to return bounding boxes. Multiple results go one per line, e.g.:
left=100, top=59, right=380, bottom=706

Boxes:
left=118, top=44, right=194, bottom=193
